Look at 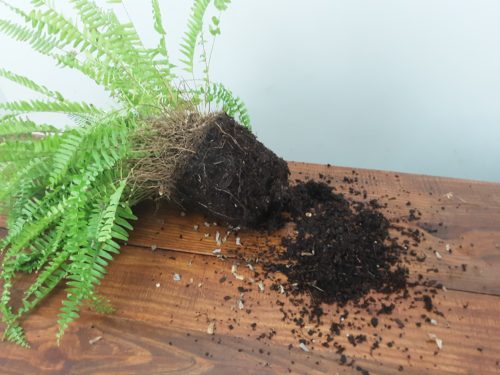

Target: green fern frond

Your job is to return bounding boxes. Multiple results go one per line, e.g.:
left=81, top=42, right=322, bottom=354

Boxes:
left=27, top=6, right=86, bottom=50
left=0, top=99, right=102, bottom=115
left=12, top=1, right=147, bottom=105
left=180, top=0, right=211, bottom=73
left=15, top=250, right=68, bottom=321
left=96, top=180, right=127, bottom=242
left=0, top=118, right=59, bottom=137
left=22, top=226, right=64, bottom=273
left=69, top=0, right=172, bottom=103
left=3, top=323, right=29, bottom=348
left=48, top=128, right=88, bottom=187
left=214, top=0, right=231, bottom=11
left=1, top=201, right=66, bottom=256
left=0, top=157, right=50, bottom=214
left=57, top=180, right=133, bottom=342
left=0, top=68, right=64, bottom=101
left=0, top=136, right=61, bottom=162
left=0, top=18, right=62, bottom=55
left=203, top=83, right=251, bottom=128
left=152, top=0, right=167, bottom=38
left=151, top=0, right=174, bottom=80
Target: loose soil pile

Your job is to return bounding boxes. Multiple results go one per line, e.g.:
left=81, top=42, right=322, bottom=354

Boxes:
left=253, top=176, right=442, bottom=374
left=270, top=180, right=409, bottom=306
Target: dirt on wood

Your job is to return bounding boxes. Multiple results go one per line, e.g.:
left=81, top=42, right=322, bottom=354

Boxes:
left=177, top=115, right=421, bottom=309
left=268, top=180, right=409, bottom=306
left=175, top=115, right=445, bottom=375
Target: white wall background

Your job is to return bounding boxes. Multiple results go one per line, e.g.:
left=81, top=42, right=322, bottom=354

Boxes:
left=1, top=0, right=500, bottom=182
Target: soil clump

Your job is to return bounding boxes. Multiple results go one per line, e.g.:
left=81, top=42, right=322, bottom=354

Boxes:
left=175, top=113, right=290, bottom=229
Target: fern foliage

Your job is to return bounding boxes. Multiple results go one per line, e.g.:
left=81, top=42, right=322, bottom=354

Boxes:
left=0, top=113, right=136, bottom=346
left=0, top=0, right=249, bottom=346
left=202, top=82, right=251, bottom=128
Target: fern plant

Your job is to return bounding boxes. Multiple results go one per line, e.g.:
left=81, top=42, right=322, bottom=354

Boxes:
left=0, top=0, right=250, bottom=347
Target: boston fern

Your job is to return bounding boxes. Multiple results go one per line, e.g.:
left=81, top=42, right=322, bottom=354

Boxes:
left=0, top=0, right=249, bottom=347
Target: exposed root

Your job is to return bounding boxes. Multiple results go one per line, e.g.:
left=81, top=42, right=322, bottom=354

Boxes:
left=130, top=110, right=290, bottom=229
left=130, top=109, right=221, bottom=201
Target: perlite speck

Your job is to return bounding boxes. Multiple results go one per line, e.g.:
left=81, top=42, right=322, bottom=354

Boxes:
left=299, top=342, right=309, bottom=352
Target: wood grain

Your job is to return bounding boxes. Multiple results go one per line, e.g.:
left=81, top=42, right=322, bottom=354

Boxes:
left=0, top=162, right=499, bottom=374
left=127, top=163, right=500, bottom=296
left=0, top=245, right=499, bottom=374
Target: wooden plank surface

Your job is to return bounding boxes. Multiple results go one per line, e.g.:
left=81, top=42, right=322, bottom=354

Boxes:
left=0, top=162, right=500, bottom=374
left=129, top=162, right=500, bottom=296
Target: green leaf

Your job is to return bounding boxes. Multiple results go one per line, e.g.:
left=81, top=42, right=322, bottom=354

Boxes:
left=151, top=0, right=166, bottom=35
left=209, top=24, right=220, bottom=36
left=214, top=0, right=231, bottom=11
left=0, top=68, right=64, bottom=101
left=96, top=180, right=127, bottom=243
left=179, top=0, right=211, bottom=72
left=0, top=99, right=102, bottom=115
left=0, top=118, right=58, bottom=137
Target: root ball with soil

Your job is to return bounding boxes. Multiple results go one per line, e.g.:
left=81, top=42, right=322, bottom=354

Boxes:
left=131, top=111, right=290, bottom=229
left=132, top=110, right=414, bottom=308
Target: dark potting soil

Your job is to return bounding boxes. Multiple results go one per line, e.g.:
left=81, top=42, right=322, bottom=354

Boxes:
left=268, top=180, right=409, bottom=306
left=174, top=116, right=446, bottom=373
left=175, top=113, right=290, bottom=229
left=178, top=115, right=412, bottom=307
left=250, top=178, right=440, bottom=374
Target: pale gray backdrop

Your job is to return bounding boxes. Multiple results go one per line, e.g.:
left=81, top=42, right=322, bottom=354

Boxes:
left=1, top=1, right=499, bottom=182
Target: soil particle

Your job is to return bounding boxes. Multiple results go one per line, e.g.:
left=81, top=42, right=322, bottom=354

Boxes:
left=330, top=322, right=342, bottom=336
left=378, top=303, right=396, bottom=315
left=394, top=318, right=405, bottom=329
left=348, top=334, right=367, bottom=346
left=356, top=366, right=370, bottom=375
left=423, top=295, right=433, bottom=312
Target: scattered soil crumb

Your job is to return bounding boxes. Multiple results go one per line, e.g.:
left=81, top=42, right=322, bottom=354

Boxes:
left=423, top=295, right=433, bottom=311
